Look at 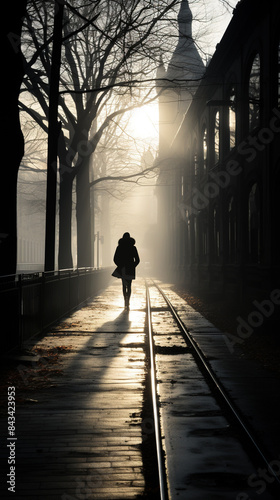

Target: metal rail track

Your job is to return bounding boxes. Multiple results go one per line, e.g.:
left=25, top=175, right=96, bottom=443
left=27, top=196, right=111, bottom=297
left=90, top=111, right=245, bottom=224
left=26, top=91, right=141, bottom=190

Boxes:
left=146, top=281, right=168, bottom=500
left=145, top=279, right=280, bottom=499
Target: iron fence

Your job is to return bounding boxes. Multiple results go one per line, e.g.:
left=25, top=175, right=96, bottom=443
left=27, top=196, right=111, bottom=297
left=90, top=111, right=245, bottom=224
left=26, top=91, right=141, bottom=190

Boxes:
left=0, top=268, right=112, bottom=353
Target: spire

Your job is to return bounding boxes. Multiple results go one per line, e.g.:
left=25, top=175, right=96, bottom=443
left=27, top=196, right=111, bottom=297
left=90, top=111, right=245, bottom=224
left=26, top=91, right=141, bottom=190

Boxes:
left=156, top=55, right=168, bottom=94
left=156, top=55, right=166, bottom=79
left=178, top=0, right=192, bottom=39
left=166, top=0, right=204, bottom=85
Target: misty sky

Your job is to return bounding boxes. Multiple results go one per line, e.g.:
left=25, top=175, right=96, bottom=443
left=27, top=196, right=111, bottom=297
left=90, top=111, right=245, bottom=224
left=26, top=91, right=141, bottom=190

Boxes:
left=105, top=0, right=240, bottom=267
left=17, top=0, right=240, bottom=271
left=192, top=0, right=239, bottom=57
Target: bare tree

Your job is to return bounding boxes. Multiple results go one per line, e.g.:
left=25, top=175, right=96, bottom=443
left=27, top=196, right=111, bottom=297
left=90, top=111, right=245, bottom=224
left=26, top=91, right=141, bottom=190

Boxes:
left=21, top=0, right=234, bottom=270
left=20, top=0, right=184, bottom=270
left=1, top=1, right=27, bottom=276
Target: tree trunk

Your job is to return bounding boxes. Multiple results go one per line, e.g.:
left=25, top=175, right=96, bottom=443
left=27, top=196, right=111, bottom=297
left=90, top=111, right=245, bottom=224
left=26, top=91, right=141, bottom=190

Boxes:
left=58, top=132, right=74, bottom=270
left=0, top=2, right=27, bottom=276
left=58, top=173, right=73, bottom=270
left=76, top=156, right=92, bottom=268
left=58, top=172, right=74, bottom=270
left=0, top=154, right=23, bottom=277
left=44, top=0, right=64, bottom=272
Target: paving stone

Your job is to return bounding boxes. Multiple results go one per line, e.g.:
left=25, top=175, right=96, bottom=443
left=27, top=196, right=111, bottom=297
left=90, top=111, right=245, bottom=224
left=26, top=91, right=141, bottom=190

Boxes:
left=0, top=280, right=146, bottom=500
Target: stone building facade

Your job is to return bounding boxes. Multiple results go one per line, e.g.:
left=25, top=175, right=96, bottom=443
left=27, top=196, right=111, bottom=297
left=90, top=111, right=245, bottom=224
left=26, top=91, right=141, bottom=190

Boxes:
left=156, top=0, right=280, bottom=300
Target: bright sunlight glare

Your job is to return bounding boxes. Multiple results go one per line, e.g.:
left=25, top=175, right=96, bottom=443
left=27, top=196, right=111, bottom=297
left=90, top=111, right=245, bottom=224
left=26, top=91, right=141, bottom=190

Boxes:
left=128, top=103, right=159, bottom=141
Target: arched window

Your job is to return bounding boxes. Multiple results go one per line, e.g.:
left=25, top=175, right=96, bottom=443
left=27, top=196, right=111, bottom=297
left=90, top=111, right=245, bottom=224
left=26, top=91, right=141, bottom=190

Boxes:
left=248, top=183, right=261, bottom=263
left=228, top=196, right=237, bottom=263
left=229, top=86, right=236, bottom=150
left=248, top=54, right=261, bottom=131
left=202, top=126, right=208, bottom=173
left=214, top=111, right=220, bottom=164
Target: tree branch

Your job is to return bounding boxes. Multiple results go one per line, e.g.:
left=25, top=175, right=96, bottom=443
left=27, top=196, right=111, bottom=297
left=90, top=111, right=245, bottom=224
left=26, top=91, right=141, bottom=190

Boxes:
left=59, top=75, right=204, bottom=95
left=90, top=164, right=158, bottom=187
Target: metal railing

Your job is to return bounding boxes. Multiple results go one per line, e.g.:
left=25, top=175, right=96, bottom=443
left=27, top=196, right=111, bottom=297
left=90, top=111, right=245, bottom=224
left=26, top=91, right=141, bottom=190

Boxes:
left=0, top=267, right=112, bottom=353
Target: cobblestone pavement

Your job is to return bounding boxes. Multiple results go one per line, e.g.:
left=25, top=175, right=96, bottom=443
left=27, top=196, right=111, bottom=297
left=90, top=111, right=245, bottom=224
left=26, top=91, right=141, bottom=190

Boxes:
left=0, top=279, right=146, bottom=500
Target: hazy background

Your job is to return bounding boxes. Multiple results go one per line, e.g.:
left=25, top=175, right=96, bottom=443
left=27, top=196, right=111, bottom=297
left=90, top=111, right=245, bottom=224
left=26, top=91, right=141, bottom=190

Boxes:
left=17, top=0, right=238, bottom=273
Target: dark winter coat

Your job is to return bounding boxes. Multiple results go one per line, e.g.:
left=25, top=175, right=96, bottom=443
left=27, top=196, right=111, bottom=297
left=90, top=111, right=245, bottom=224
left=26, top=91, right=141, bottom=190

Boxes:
left=113, top=236, right=140, bottom=280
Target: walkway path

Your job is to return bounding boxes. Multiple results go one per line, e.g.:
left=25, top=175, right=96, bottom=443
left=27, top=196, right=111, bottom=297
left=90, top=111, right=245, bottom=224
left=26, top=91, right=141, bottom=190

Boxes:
left=1, top=279, right=146, bottom=499
left=1, top=277, right=280, bottom=499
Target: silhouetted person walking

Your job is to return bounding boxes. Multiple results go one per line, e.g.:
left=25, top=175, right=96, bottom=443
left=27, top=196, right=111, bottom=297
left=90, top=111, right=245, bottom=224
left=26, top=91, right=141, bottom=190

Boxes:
left=112, top=232, right=140, bottom=310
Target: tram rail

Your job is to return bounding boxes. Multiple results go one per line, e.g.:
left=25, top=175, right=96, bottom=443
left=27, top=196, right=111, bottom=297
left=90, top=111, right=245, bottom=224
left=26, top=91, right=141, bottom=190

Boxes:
left=146, top=281, right=168, bottom=500
left=144, top=279, right=280, bottom=499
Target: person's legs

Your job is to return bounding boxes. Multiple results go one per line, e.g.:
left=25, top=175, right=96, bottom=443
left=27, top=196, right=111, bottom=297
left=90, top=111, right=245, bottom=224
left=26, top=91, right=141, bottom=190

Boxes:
left=122, top=279, right=128, bottom=309
left=122, top=279, right=126, bottom=301
left=122, top=279, right=132, bottom=309
left=126, top=280, right=132, bottom=304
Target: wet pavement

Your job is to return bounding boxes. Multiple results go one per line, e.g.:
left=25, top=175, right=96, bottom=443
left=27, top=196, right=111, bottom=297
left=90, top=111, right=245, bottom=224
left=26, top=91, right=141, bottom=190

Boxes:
left=0, top=278, right=280, bottom=499
left=0, top=280, right=146, bottom=499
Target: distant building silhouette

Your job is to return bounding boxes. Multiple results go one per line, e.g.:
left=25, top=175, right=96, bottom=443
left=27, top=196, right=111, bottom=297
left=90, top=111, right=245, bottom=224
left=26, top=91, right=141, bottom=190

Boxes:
left=156, top=0, right=204, bottom=156
left=156, top=0, right=280, bottom=300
